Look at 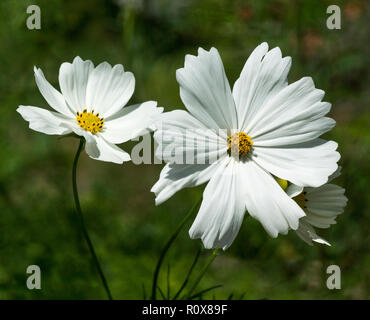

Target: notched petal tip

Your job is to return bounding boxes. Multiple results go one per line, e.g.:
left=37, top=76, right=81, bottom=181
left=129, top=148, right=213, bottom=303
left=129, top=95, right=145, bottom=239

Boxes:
left=112, top=63, right=125, bottom=73
left=327, top=117, right=336, bottom=129
left=301, top=76, right=315, bottom=87
left=268, top=229, right=279, bottom=238
left=197, top=47, right=209, bottom=55
left=95, top=60, right=113, bottom=71
left=154, top=195, right=165, bottom=206
left=209, top=47, right=219, bottom=55
left=16, top=105, right=25, bottom=114
left=259, top=41, right=269, bottom=49
left=175, top=67, right=185, bottom=81
left=188, top=226, right=198, bottom=240
left=73, top=56, right=84, bottom=63
left=282, top=55, right=292, bottom=68
left=150, top=185, right=157, bottom=193
left=268, top=46, right=283, bottom=59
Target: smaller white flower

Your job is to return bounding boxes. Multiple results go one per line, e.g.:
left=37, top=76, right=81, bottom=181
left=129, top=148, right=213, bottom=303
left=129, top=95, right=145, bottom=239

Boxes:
left=17, top=57, right=163, bottom=164
left=285, top=168, right=348, bottom=246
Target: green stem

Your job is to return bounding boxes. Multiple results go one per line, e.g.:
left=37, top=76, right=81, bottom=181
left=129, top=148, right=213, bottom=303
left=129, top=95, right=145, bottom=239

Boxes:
left=151, top=196, right=202, bottom=300
left=172, top=246, right=202, bottom=300
left=186, top=248, right=220, bottom=298
left=72, top=138, right=113, bottom=300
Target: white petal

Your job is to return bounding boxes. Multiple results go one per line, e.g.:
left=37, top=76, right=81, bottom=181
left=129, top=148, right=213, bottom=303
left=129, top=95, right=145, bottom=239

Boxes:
left=189, top=159, right=246, bottom=250
left=85, top=62, right=135, bottom=118
left=17, top=105, right=73, bottom=135
left=101, top=101, right=162, bottom=144
left=59, top=56, right=94, bottom=112
left=328, top=166, right=342, bottom=182
left=304, top=184, right=347, bottom=228
left=242, top=160, right=305, bottom=237
left=286, top=184, right=304, bottom=198
left=83, top=133, right=131, bottom=164
left=152, top=155, right=229, bottom=205
left=34, top=67, right=74, bottom=117
left=295, top=220, right=331, bottom=246
left=312, top=237, right=331, bottom=246
left=233, top=43, right=291, bottom=131
left=176, top=47, right=237, bottom=130
left=153, top=110, right=227, bottom=164
left=252, top=139, right=340, bottom=187
left=250, top=77, right=335, bottom=146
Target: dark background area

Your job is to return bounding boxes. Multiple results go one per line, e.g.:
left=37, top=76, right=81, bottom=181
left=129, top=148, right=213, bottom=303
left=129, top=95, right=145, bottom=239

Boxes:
left=0, top=0, right=369, bottom=299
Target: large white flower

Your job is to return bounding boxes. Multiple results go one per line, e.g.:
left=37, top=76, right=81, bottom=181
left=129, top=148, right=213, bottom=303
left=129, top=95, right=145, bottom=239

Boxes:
left=17, top=56, right=163, bottom=164
left=152, top=43, right=340, bottom=249
left=286, top=168, right=348, bottom=246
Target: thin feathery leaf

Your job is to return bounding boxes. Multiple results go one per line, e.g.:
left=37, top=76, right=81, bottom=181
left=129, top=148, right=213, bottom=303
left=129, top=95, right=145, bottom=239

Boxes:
left=157, top=286, right=166, bottom=300
left=173, top=246, right=202, bottom=300
left=187, top=285, right=222, bottom=300
left=151, top=198, right=202, bottom=299
left=238, top=292, right=246, bottom=300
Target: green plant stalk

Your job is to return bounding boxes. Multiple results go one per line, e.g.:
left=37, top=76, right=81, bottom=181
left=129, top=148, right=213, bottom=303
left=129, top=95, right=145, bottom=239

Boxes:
left=172, top=246, right=202, bottom=300
left=187, top=284, right=222, bottom=300
left=185, top=248, right=221, bottom=298
left=151, top=196, right=202, bottom=300
left=72, top=138, right=113, bottom=300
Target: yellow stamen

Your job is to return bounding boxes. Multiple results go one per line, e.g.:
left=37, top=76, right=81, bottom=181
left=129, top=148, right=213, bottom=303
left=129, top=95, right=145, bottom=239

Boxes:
left=275, top=178, right=288, bottom=191
left=228, top=132, right=253, bottom=156
left=76, top=109, right=104, bottom=134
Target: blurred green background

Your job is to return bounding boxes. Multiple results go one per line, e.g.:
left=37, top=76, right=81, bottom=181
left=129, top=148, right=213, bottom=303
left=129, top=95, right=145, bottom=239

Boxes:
left=0, top=0, right=369, bottom=299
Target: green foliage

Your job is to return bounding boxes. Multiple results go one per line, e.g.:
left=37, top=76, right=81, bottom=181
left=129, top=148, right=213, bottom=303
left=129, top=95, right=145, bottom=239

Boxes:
left=0, top=0, right=369, bottom=299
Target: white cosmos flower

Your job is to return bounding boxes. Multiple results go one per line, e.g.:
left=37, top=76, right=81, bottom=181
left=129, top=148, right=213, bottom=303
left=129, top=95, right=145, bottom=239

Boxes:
left=17, top=56, right=163, bottom=164
left=286, top=167, right=348, bottom=246
left=152, top=43, right=340, bottom=250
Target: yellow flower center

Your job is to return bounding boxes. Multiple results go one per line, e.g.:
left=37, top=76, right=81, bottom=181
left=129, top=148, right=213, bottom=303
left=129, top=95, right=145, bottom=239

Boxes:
left=76, top=109, right=104, bottom=134
left=293, top=192, right=307, bottom=209
left=228, top=132, right=253, bottom=156
left=275, top=177, right=288, bottom=190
